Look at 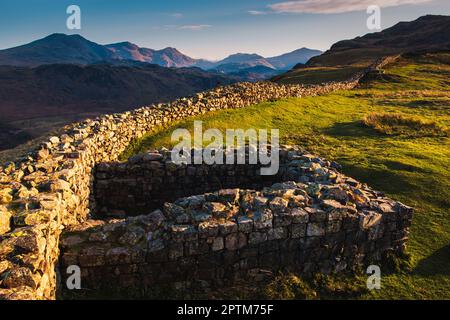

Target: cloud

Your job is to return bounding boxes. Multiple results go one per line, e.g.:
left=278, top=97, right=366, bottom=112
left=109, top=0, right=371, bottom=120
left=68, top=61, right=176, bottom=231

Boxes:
left=170, top=13, right=183, bottom=18
left=179, top=24, right=212, bottom=31
left=248, top=10, right=269, bottom=15
left=268, top=0, right=432, bottom=14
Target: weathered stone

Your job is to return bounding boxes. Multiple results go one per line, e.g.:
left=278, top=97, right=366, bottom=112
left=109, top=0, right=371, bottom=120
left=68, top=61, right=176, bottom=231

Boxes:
left=225, top=232, right=247, bottom=250
left=61, top=235, right=85, bottom=248
left=253, top=209, right=273, bottom=230
left=168, top=243, right=184, bottom=260
left=307, top=223, right=325, bottom=237
left=248, top=232, right=267, bottom=245
left=289, top=208, right=309, bottom=223
left=211, top=237, right=224, bottom=251
left=268, top=227, right=288, bottom=240
left=290, top=224, right=306, bottom=238
left=144, top=210, right=166, bottom=230
left=79, top=245, right=107, bottom=267
left=0, top=206, right=11, bottom=234
left=237, top=216, right=253, bottom=233
left=106, top=247, right=133, bottom=265
left=203, top=202, right=228, bottom=219
left=218, top=189, right=240, bottom=203
left=219, top=221, right=238, bottom=235
left=2, top=267, right=41, bottom=289
left=198, top=221, right=219, bottom=238
left=269, top=197, right=289, bottom=213
left=0, top=188, right=13, bottom=204
left=118, top=226, right=145, bottom=246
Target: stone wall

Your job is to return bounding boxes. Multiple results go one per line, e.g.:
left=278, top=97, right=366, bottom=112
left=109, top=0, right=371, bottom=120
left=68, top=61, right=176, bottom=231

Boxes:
left=59, top=147, right=413, bottom=297
left=0, top=69, right=407, bottom=299
left=94, top=148, right=316, bottom=217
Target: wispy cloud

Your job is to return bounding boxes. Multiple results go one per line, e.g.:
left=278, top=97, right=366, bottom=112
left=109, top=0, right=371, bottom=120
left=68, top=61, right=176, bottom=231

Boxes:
left=268, top=0, right=432, bottom=14
left=248, top=10, right=269, bottom=15
left=178, top=24, right=212, bottom=31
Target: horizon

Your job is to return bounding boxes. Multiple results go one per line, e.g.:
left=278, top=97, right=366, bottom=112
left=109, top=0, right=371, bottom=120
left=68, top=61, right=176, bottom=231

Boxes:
left=1, top=0, right=449, bottom=60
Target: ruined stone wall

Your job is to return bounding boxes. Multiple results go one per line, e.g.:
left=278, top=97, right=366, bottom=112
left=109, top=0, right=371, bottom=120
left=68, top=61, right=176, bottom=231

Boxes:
left=60, top=147, right=413, bottom=297
left=0, top=76, right=395, bottom=300
left=95, top=149, right=302, bottom=217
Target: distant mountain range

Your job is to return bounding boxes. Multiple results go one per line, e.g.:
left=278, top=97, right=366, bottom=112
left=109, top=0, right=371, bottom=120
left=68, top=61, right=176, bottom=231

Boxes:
left=0, top=33, right=321, bottom=151
left=0, top=33, right=322, bottom=77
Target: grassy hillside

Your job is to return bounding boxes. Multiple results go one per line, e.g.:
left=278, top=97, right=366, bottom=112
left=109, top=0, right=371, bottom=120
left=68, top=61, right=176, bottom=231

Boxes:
left=272, top=65, right=367, bottom=85
left=123, top=53, right=450, bottom=299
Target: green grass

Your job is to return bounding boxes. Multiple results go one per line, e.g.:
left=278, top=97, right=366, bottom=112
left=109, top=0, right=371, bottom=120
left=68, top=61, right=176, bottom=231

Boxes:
left=272, top=65, right=366, bottom=85
left=122, top=53, right=450, bottom=299
left=363, top=112, right=448, bottom=137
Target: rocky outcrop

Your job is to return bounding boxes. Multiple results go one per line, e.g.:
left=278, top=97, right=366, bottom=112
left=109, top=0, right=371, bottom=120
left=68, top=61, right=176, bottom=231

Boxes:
left=0, top=75, right=409, bottom=300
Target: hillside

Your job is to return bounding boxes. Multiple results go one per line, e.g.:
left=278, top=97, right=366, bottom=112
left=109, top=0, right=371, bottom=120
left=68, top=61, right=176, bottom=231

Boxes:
left=123, top=52, right=450, bottom=299
left=309, top=15, right=450, bottom=67
left=0, top=63, right=236, bottom=151
left=274, top=15, right=450, bottom=84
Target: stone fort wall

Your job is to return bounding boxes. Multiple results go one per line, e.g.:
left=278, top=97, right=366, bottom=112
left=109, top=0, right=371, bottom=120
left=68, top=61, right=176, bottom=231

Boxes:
left=0, top=72, right=412, bottom=299
left=59, top=147, right=412, bottom=297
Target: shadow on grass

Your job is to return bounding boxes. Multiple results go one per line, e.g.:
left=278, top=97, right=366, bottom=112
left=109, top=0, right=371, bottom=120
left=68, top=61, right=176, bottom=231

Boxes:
left=323, top=121, right=381, bottom=139
left=413, top=245, right=450, bottom=276
left=382, top=160, right=431, bottom=174
left=337, top=162, right=417, bottom=197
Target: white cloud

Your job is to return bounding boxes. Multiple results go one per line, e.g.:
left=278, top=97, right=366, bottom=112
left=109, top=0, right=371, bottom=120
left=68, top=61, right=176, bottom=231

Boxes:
left=248, top=10, right=269, bottom=15
left=170, top=13, right=183, bottom=18
left=268, top=0, right=432, bottom=14
left=179, top=24, right=212, bottom=31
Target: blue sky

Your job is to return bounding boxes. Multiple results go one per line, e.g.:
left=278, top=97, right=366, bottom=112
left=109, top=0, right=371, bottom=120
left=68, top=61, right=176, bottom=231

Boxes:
left=0, top=0, right=449, bottom=60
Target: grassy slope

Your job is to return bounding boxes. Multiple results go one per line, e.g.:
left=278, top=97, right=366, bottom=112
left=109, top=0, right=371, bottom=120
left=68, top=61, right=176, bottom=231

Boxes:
left=123, top=53, right=450, bottom=299
left=272, top=65, right=367, bottom=85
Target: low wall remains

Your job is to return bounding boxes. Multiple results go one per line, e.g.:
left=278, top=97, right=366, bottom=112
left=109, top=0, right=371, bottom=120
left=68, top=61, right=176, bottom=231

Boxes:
left=94, top=147, right=336, bottom=217
left=60, top=147, right=413, bottom=297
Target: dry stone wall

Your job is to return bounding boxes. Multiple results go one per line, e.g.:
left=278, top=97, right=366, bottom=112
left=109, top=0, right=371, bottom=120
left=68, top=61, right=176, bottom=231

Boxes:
left=0, top=71, right=408, bottom=300
left=95, top=148, right=304, bottom=217
left=60, top=147, right=413, bottom=297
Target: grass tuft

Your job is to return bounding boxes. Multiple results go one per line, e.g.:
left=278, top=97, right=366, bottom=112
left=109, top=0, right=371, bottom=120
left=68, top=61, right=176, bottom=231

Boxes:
left=264, top=274, right=317, bottom=300
left=363, top=112, right=448, bottom=137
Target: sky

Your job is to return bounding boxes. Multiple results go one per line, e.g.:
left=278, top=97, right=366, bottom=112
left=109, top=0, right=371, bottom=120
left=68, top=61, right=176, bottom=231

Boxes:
left=0, top=0, right=449, bottom=60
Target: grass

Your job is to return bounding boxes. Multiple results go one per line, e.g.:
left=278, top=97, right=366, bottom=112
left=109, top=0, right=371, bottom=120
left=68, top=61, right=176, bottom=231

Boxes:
left=272, top=65, right=366, bottom=85
left=122, top=53, right=450, bottom=300
left=363, top=112, right=448, bottom=137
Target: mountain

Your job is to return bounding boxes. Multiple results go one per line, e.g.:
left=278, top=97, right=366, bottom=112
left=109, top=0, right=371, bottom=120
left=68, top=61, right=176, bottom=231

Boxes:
left=0, top=33, right=322, bottom=80
left=0, top=63, right=237, bottom=151
left=105, top=42, right=198, bottom=68
left=0, top=33, right=116, bottom=67
left=267, top=48, right=323, bottom=70
left=211, top=53, right=275, bottom=72
left=226, top=65, right=283, bottom=82
left=274, top=15, right=450, bottom=85
left=215, top=53, right=274, bottom=68
left=307, top=15, right=450, bottom=67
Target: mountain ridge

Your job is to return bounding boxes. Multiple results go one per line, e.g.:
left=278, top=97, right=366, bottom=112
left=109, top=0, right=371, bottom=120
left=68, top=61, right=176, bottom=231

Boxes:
left=0, top=33, right=322, bottom=74
left=307, top=14, right=450, bottom=67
